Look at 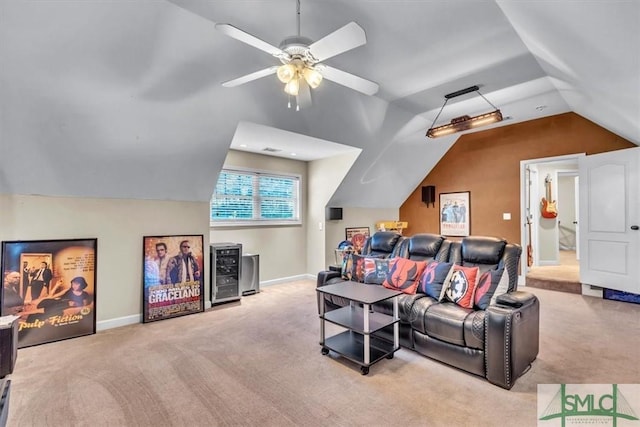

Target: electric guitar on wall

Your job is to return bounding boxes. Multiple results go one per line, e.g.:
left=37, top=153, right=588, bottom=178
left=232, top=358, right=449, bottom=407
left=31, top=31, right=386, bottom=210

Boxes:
left=541, top=174, right=558, bottom=219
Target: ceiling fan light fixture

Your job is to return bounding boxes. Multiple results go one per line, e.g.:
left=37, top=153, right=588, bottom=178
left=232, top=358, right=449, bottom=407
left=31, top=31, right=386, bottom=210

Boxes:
left=284, top=77, right=300, bottom=96
left=303, top=67, right=323, bottom=89
left=426, top=85, right=504, bottom=139
left=277, top=63, right=296, bottom=83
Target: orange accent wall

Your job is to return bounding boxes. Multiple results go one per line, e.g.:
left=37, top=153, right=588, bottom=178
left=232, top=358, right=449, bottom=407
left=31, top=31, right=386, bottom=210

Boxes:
left=400, top=112, right=635, bottom=244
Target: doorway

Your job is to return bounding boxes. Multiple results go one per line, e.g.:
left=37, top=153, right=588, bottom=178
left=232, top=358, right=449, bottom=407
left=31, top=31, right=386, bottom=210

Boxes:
left=520, top=154, right=582, bottom=293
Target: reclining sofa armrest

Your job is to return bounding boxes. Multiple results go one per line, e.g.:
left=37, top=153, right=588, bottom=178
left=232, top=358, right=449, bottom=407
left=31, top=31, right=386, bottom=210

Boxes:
left=484, top=292, right=539, bottom=389
left=317, top=270, right=341, bottom=288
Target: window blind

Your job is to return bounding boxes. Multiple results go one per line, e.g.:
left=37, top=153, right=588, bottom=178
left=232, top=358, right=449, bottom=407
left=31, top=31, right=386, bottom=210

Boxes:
left=211, top=169, right=300, bottom=224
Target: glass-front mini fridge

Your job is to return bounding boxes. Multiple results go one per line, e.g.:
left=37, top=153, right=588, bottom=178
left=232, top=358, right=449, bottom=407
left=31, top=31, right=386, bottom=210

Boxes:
left=210, top=242, right=242, bottom=304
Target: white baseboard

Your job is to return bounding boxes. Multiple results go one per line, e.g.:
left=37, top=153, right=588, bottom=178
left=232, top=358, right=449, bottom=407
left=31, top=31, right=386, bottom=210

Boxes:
left=96, top=314, right=140, bottom=331
left=260, top=273, right=315, bottom=287
left=96, top=275, right=314, bottom=332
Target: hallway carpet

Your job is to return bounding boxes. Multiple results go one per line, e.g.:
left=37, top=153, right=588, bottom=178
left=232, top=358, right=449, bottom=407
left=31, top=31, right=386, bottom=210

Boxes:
left=526, top=250, right=581, bottom=294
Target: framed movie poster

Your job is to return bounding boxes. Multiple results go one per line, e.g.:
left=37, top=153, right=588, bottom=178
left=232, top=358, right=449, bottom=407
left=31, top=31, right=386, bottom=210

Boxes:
left=440, top=191, right=471, bottom=237
left=345, top=227, right=370, bottom=241
left=1, top=238, right=97, bottom=348
left=142, top=235, right=204, bottom=323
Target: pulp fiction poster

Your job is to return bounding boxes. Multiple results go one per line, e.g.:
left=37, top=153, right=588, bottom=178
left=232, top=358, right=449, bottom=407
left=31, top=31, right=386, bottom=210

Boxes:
left=1, top=238, right=97, bottom=348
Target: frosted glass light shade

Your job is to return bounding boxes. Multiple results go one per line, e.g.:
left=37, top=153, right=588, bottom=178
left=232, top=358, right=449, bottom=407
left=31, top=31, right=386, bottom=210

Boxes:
left=277, top=64, right=296, bottom=83
left=284, top=78, right=300, bottom=96
left=303, top=67, right=323, bottom=89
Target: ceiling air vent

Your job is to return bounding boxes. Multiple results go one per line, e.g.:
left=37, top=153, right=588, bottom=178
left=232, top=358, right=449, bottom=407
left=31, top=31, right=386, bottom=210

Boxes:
left=262, top=147, right=282, bottom=153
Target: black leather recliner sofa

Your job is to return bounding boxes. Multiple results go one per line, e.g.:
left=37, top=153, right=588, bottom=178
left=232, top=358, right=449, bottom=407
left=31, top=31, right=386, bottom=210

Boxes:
left=316, top=232, right=539, bottom=389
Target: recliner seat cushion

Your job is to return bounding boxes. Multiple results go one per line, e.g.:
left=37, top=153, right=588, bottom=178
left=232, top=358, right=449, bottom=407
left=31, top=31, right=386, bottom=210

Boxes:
left=424, top=302, right=473, bottom=347
left=373, top=293, right=426, bottom=323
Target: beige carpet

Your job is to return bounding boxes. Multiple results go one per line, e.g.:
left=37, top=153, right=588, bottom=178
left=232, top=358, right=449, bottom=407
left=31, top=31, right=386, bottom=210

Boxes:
left=6, top=279, right=640, bottom=427
left=526, top=250, right=581, bottom=293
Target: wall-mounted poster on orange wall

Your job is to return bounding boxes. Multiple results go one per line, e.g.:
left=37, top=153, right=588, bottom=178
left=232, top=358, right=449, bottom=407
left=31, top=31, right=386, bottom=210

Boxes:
left=1, top=238, right=97, bottom=348
left=142, top=234, right=204, bottom=323
left=440, top=192, right=470, bottom=237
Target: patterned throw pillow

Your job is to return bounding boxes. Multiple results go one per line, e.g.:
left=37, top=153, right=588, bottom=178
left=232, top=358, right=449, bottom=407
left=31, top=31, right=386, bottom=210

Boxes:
left=474, top=268, right=505, bottom=309
left=382, top=258, right=428, bottom=295
left=363, top=258, right=392, bottom=285
left=350, top=254, right=367, bottom=282
left=440, top=265, right=481, bottom=309
left=341, top=251, right=354, bottom=280
left=419, top=261, right=454, bottom=299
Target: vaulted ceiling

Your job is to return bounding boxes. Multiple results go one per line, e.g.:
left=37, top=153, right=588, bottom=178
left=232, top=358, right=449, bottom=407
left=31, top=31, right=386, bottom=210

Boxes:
left=1, top=1, right=638, bottom=208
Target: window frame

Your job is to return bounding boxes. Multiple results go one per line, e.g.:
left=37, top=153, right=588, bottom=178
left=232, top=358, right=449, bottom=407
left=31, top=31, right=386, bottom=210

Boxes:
left=210, top=166, right=302, bottom=227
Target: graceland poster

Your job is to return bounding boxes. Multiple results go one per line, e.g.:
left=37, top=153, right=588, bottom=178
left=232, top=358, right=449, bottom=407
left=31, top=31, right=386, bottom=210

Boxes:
left=1, top=238, right=97, bottom=348
left=142, top=235, right=204, bottom=323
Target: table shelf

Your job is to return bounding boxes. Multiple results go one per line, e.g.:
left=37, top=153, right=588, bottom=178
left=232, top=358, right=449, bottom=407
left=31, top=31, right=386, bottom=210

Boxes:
left=322, top=305, right=397, bottom=334
left=323, top=330, right=397, bottom=368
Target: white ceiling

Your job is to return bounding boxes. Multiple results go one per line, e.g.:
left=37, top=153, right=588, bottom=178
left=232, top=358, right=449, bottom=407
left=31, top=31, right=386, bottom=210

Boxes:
left=1, top=1, right=638, bottom=207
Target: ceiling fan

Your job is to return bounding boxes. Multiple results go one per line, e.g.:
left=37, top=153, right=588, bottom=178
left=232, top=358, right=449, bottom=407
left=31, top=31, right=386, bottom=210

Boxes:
left=215, top=0, right=379, bottom=110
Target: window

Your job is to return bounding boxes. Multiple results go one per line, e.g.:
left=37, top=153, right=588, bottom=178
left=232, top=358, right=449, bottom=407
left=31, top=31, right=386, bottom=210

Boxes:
left=211, top=168, right=301, bottom=226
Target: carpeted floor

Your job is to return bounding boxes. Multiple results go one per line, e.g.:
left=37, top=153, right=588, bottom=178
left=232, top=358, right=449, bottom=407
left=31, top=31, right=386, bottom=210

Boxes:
left=6, top=279, right=640, bottom=427
left=526, top=250, right=581, bottom=293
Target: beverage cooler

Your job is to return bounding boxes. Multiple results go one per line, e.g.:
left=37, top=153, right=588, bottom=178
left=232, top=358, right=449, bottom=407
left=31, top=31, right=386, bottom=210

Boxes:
left=240, top=254, right=260, bottom=296
left=210, top=242, right=242, bottom=304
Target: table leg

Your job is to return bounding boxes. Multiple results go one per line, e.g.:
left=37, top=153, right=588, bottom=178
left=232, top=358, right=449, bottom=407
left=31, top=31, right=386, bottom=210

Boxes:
left=363, top=303, right=370, bottom=365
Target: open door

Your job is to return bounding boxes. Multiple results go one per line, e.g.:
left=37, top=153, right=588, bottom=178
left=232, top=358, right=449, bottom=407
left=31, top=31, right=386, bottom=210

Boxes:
left=579, top=147, right=639, bottom=293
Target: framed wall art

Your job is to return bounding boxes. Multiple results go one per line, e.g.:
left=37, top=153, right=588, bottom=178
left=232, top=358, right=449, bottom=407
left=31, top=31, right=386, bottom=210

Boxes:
left=142, top=234, right=204, bottom=323
left=1, top=238, right=97, bottom=348
left=345, top=227, right=370, bottom=241
left=440, top=192, right=470, bottom=237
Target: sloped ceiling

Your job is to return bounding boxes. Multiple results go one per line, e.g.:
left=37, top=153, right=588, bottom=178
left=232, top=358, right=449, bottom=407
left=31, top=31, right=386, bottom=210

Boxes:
left=0, top=1, right=637, bottom=207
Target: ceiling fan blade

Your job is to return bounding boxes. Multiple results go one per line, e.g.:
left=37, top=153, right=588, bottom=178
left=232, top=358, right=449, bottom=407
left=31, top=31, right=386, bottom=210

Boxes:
left=222, top=66, right=279, bottom=87
left=318, top=65, right=379, bottom=96
left=309, top=21, right=367, bottom=62
left=297, top=79, right=312, bottom=110
left=215, top=23, right=290, bottom=59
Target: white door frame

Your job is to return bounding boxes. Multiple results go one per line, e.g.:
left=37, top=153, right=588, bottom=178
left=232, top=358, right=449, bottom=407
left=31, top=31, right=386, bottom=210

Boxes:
left=519, top=153, right=585, bottom=287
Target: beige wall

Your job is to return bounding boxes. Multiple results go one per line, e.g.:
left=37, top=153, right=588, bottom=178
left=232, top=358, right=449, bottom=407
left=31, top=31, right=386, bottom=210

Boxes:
left=307, top=151, right=360, bottom=275
left=324, top=207, right=399, bottom=265
left=0, top=194, right=210, bottom=329
left=400, top=113, right=635, bottom=244
left=210, top=150, right=309, bottom=283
